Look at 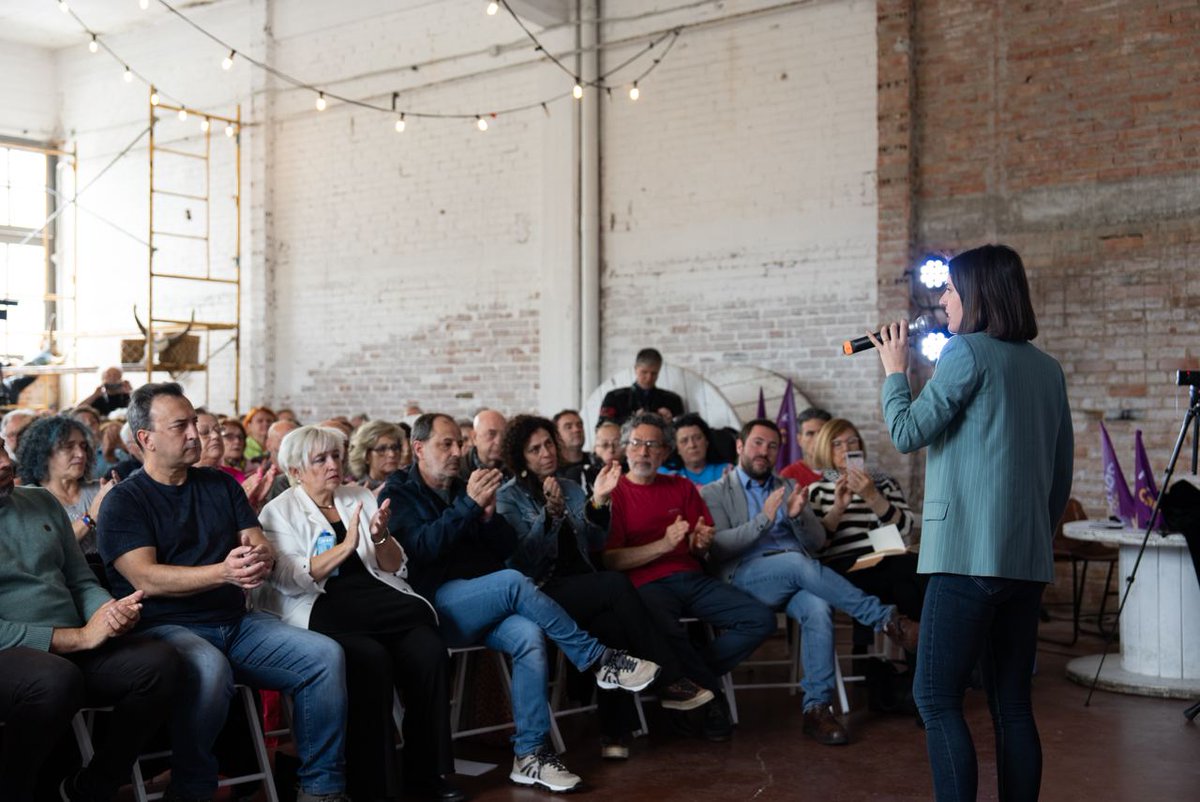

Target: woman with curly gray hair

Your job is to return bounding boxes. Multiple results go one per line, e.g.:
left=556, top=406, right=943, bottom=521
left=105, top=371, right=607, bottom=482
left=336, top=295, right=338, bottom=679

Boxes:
left=16, top=415, right=118, bottom=555
left=347, top=419, right=407, bottom=490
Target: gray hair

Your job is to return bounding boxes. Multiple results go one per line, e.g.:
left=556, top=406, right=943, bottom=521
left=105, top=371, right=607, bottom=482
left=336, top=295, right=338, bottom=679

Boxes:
left=411, top=412, right=455, bottom=443
left=621, top=411, right=674, bottom=450
left=120, top=422, right=135, bottom=448
left=277, top=425, right=346, bottom=484
left=128, top=382, right=186, bottom=440
left=0, top=408, right=35, bottom=436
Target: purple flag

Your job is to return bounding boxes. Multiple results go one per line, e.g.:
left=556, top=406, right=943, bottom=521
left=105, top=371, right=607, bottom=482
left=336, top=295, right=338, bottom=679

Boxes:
left=756, top=387, right=767, bottom=420
left=775, top=379, right=801, bottom=473
left=1100, top=421, right=1136, bottom=526
left=1133, top=429, right=1162, bottom=529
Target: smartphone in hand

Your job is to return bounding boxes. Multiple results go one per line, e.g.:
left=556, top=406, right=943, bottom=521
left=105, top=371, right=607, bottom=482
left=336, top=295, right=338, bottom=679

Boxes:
left=845, top=450, right=865, bottom=472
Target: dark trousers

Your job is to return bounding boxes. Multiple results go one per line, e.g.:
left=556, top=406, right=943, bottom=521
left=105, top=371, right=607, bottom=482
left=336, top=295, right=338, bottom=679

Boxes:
left=316, top=627, right=453, bottom=798
left=833, top=551, right=927, bottom=620
left=0, top=638, right=178, bottom=802
left=541, top=570, right=684, bottom=739
left=914, top=574, right=1045, bottom=802
left=636, top=572, right=777, bottom=693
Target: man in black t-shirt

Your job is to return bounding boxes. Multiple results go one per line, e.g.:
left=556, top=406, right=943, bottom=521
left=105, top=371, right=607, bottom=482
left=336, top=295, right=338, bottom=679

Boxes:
left=98, top=382, right=350, bottom=802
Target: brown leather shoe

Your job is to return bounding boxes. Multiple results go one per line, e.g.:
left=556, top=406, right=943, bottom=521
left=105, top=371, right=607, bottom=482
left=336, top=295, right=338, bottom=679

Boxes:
left=802, top=704, right=849, bottom=746
left=884, top=613, right=920, bottom=652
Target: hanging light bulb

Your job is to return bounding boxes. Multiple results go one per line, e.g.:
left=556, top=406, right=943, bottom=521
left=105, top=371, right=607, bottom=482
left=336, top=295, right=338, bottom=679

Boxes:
left=178, top=108, right=188, bottom=121
left=394, top=113, right=406, bottom=133
left=200, top=117, right=210, bottom=132
left=222, top=50, right=235, bottom=71
left=315, top=92, right=327, bottom=111
left=224, top=124, right=235, bottom=138
left=123, top=66, right=133, bottom=83
left=476, top=116, right=488, bottom=131
left=629, top=82, right=640, bottom=101
left=58, top=1, right=69, bottom=13
left=139, top=0, right=150, bottom=9
left=486, top=1, right=500, bottom=15
left=88, top=34, right=98, bottom=53
left=572, top=81, right=584, bottom=100
left=150, top=88, right=160, bottom=105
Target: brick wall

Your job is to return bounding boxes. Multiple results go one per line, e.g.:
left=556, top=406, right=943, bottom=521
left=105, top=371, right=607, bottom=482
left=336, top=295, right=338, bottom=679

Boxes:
left=880, top=0, right=1200, bottom=519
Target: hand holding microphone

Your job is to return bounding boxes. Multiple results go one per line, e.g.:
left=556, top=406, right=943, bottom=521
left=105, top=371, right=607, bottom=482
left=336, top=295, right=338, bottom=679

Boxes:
left=842, top=314, right=934, bottom=355
left=866, top=320, right=913, bottom=376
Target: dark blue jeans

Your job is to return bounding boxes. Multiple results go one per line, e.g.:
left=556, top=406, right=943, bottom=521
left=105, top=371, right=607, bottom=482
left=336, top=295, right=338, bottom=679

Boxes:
left=913, top=573, right=1045, bottom=802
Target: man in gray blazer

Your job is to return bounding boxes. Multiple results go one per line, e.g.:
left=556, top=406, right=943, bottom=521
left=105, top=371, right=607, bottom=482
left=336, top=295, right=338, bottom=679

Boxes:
left=701, top=419, right=918, bottom=746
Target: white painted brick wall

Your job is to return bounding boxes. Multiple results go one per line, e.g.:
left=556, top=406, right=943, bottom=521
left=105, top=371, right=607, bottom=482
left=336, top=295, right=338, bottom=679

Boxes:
left=5, top=0, right=883, bottom=438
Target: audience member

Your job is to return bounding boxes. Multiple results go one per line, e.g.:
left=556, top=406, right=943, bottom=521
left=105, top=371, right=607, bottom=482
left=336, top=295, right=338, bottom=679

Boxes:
left=77, top=367, right=133, bottom=416
left=552, top=409, right=589, bottom=471
left=219, top=417, right=248, bottom=477
left=16, top=415, right=117, bottom=556
left=458, top=408, right=507, bottom=481
left=806, top=418, right=925, bottom=622
left=196, top=410, right=278, bottom=512
left=112, top=422, right=144, bottom=480
left=598, top=348, right=685, bottom=424
left=348, top=419, right=406, bottom=492
left=276, top=408, right=300, bottom=424
left=780, top=407, right=832, bottom=487
left=562, top=418, right=624, bottom=494
left=70, top=405, right=102, bottom=440
left=242, top=406, right=276, bottom=462
left=602, top=412, right=776, bottom=741
left=259, top=425, right=462, bottom=802
left=95, top=419, right=127, bottom=481
left=701, top=418, right=918, bottom=745
left=262, top=418, right=301, bottom=503
left=497, top=415, right=714, bottom=759
left=457, top=418, right=475, bottom=451
left=381, top=413, right=660, bottom=793
left=661, top=412, right=731, bottom=486
left=0, top=446, right=178, bottom=802
left=2, top=408, right=36, bottom=460
left=97, top=382, right=351, bottom=802
left=349, top=412, right=370, bottom=431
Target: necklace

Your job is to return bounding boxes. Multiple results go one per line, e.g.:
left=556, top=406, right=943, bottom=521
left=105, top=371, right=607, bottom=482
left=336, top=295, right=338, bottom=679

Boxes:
left=314, top=502, right=336, bottom=510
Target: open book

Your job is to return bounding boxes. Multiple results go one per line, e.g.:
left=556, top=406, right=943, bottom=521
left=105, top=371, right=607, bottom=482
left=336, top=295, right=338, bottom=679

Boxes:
left=846, top=524, right=908, bottom=572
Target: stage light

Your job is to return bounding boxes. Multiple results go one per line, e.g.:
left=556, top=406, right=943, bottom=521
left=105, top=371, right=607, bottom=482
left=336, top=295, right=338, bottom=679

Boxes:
left=918, top=257, right=949, bottom=289
left=629, top=82, right=639, bottom=101
left=919, top=331, right=950, bottom=363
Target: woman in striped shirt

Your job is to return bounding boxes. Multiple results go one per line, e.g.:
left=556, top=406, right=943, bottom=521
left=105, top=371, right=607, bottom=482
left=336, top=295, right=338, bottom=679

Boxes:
left=806, top=418, right=925, bottom=621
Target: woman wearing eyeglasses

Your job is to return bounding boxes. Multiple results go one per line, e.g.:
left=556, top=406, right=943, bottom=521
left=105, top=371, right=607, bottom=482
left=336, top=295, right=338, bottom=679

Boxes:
left=348, top=420, right=408, bottom=491
left=805, top=418, right=924, bottom=625
left=15, top=415, right=117, bottom=556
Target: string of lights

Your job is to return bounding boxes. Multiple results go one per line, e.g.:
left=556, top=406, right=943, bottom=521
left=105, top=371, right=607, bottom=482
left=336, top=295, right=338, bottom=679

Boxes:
left=57, top=0, right=683, bottom=137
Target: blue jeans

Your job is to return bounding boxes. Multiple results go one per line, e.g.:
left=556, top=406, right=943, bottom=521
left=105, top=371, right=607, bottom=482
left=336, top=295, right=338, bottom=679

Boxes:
left=433, top=569, right=607, bottom=756
left=141, top=611, right=347, bottom=798
left=731, top=551, right=897, bottom=709
left=913, top=574, right=1045, bottom=802
left=637, top=571, right=777, bottom=693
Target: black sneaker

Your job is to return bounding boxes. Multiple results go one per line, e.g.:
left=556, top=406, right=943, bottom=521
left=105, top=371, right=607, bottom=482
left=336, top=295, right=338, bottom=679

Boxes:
left=701, top=695, right=733, bottom=742
left=660, top=677, right=715, bottom=711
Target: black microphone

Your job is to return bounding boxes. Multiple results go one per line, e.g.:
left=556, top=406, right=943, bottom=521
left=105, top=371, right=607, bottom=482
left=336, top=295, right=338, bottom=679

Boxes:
left=842, top=315, right=935, bottom=355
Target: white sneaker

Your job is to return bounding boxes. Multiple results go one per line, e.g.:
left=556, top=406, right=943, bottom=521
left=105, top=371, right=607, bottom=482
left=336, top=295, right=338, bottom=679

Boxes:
left=593, top=650, right=661, bottom=692
left=511, top=747, right=583, bottom=792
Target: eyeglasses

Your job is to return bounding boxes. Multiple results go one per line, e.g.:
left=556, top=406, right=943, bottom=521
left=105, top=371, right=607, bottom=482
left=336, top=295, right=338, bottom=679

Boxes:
left=625, top=438, right=666, bottom=452
left=221, top=431, right=245, bottom=441
left=371, top=444, right=402, bottom=455
left=831, top=437, right=862, bottom=451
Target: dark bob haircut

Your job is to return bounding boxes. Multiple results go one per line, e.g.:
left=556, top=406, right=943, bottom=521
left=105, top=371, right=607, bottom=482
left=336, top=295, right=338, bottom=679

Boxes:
left=948, top=244, right=1038, bottom=342
left=16, top=414, right=96, bottom=485
left=502, top=414, right=561, bottom=478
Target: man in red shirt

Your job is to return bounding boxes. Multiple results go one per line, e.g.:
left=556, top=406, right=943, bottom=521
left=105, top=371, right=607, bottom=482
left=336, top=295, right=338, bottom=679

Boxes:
left=779, top=407, right=832, bottom=487
left=603, top=413, right=776, bottom=740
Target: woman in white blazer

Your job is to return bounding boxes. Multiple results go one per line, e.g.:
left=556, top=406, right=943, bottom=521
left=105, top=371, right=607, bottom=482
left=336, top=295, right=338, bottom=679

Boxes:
left=258, top=425, right=462, bottom=802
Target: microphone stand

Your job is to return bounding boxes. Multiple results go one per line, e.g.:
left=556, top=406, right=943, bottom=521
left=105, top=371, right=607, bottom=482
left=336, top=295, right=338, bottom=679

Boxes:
left=1085, top=381, right=1200, bottom=713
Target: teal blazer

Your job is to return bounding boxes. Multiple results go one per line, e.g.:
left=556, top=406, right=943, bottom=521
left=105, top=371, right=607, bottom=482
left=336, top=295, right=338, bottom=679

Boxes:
left=881, top=332, right=1073, bottom=582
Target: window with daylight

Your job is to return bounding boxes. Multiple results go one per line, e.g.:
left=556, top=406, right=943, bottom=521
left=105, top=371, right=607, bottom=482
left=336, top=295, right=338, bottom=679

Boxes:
left=0, top=142, right=54, bottom=367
